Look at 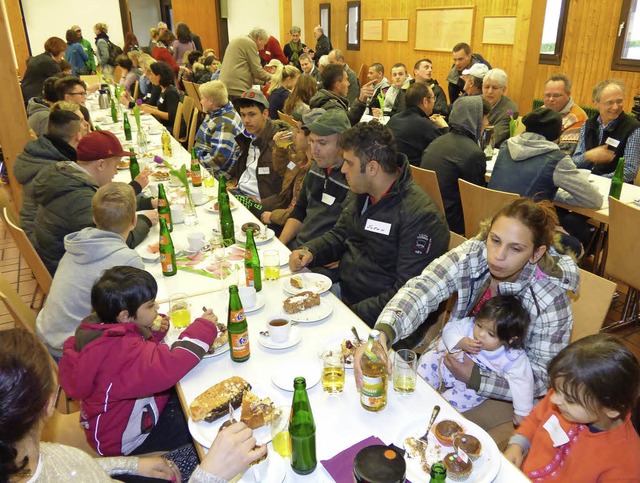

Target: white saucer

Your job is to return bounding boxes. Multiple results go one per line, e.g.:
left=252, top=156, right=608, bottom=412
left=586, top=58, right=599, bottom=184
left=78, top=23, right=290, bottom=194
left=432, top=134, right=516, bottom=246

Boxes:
left=139, top=244, right=160, bottom=262
left=235, top=228, right=275, bottom=245
left=271, top=359, right=321, bottom=391
left=257, top=326, right=301, bottom=350
left=244, top=293, right=266, bottom=313
left=234, top=453, right=287, bottom=483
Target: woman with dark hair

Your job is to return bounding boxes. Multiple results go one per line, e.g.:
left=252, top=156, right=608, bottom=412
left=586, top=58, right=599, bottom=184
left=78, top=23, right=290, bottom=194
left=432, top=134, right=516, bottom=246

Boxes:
left=283, top=73, right=317, bottom=115
left=65, top=29, right=88, bottom=76
left=123, top=32, right=140, bottom=53
left=0, top=328, right=265, bottom=481
left=116, top=54, right=140, bottom=95
left=193, top=56, right=219, bottom=84
left=21, top=37, right=66, bottom=103
left=140, top=61, right=183, bottom=133
left=152, top=30, right=179, bottom=74
left=172, top=23, right=195, bottom=67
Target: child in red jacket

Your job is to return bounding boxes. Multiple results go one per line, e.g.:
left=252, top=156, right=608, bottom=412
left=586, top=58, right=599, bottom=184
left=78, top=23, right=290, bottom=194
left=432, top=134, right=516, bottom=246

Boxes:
left=504, top=334, right=640, bottom=481
left=59, top=266, right=218, bottom=457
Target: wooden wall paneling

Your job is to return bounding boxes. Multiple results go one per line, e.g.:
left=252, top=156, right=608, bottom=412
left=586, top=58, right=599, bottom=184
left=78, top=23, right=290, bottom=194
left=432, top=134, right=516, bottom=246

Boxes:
left=280, top=0, right=292, bottom=46
left=0, top=0, right=29, bottom=210
left=172, top=0, right=220, bottom=57
left=4, top=0, right=29, bottom=77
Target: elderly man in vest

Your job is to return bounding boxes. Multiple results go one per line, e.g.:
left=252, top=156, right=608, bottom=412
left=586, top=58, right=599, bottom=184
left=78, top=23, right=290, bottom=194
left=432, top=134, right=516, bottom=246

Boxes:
left=543, top=74, right=588, bottom=155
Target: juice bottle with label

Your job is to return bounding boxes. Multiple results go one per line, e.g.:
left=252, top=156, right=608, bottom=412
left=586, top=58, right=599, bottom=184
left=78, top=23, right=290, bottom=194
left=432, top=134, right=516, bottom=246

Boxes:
left=244, top=229, right=262, bottom=292
left=360, top=330, right=388, bottom=412
left=157, top=183, right=172, bottom=232
left=159, top=217, right=176, bottom=276
left=190, top=147, right=202, bottom=187
left=228, top=285, right=250, bottom=362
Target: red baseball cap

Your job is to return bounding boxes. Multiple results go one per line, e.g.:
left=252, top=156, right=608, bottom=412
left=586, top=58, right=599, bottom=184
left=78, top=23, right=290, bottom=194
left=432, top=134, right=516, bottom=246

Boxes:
left=77, top=131, right=135, bottom=161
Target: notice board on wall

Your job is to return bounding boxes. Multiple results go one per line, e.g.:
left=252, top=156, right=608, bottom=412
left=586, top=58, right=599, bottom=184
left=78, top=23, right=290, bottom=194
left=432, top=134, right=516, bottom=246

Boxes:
left=415, top=6, right=474, bottom=51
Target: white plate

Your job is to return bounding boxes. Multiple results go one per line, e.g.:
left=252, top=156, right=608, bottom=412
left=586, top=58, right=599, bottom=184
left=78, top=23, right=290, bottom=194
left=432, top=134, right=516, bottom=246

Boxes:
left=204, top=199, right=239, bottom=213
left=163, top=325, right=230, bottom=359
left=395, top=415, right=501, bottom=483
left=188, top=383, right=280, bottom=449
left=244, top=293, right=266, bottom=313
left=233, top=453, right=287, bottom=483
left=287, top=298, right=333, bottom=323
left=271, top=359, right=321, bottom=391
left=139, top=244, right=160, bottom=262
left=235, top=228, right=275, bottom=245
left=282, top=273, right=332, bottom=295
left=319, top=333, right=362, bottom=369
left=257, top=325, right=302, bottom=350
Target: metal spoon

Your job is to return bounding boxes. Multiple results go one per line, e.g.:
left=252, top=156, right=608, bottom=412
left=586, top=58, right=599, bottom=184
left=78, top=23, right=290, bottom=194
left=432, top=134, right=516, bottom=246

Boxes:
left=351, top=326, right=363, bottom=344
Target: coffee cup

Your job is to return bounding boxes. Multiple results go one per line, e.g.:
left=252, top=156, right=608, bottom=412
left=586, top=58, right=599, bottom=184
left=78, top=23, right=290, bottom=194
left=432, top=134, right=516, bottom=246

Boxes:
left=267, top=314, right=291, bottom=343
left=187, top=231, right=206, bottom=252
left=245, top=450, right=270, bottom=482
left=147, top=183, right=159, bottom=198
left=170, top=204, right=184, bottom=223
left=191, top=187, right=207, bottom=205
left=238, top=286, right=257, bottom=308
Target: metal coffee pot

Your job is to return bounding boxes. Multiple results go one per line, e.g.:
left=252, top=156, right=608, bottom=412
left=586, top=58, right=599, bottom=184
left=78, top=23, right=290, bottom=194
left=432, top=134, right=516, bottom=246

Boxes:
left=98, top=84, right=111, bottom=109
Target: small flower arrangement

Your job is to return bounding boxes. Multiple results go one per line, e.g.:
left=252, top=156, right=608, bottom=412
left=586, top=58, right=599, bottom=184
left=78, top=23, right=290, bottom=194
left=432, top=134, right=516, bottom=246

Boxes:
left=154, top=155, right=190, bottom=193
left=508, top=109, right=519, bottom=137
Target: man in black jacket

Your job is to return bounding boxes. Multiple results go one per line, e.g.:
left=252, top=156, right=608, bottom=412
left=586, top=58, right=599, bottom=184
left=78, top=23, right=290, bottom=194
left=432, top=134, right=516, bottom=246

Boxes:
left=289, top=122, right=449, bottom=326
left=412, top=58, right=449, bottom=117
left=446, top=42, right=491, bottom=103
left=312, top=26, right=332, bottom=63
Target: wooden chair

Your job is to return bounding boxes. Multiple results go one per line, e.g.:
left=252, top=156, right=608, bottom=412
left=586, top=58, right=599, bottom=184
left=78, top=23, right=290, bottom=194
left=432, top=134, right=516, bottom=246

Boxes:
left=410, top=165, right=445, bottom=214
left=0, top=270, right=36, bottom=333
left=183, top=79, right=201, bottom=105
left=448, top=231, right=467, bottom=251
left=603, top=197, right=640, bottom=329
left=181, top=96, right=195, bottom=133
left=277, top=110, right=296, bottom=127
left=113, top=66, right=123, bottom=84
left=187, top=107, right=201, bottom=152
left=570, top=268, right=616, bottom=341
left=41, top=410, right=98, bottom=456
left=2, top=206, right=52, bottom=307
left=79, top=74, right=101, bottom=86
left=357, top=63, right=369, bottom=88
left=458, top=179, right=518, bottom=238
left=172, top=101, right=185, bottom=143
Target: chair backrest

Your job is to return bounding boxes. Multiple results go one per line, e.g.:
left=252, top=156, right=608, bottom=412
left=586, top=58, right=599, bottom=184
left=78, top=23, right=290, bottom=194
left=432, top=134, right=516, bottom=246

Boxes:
left=113, top=66, right=123, bottom=84
left=277, top=110, right=296, bottom=127
left=0, top=270, right=37, bottom=333
left=187, top=107, right=200, bottom=152
left=606, top=197, right=640, bottom=290
left=569, top=269, right=617, bottom=342
left=410, top=165, right=445, bottom=214
left=183, top=79, right=201, bottom=105
left=182, top=95, right=195, bottom=127
left=133, top=80, right=139, bottom=100
left=357, top=63, right=369, bottom=88
left=172, top=101, right=185, bottom=141
left=448, top=231, right=467, bottom=251
left=79, top=74, right=101, bottom=86
left=2, top=207, right=52, bottom=296
left=458, top=179, right=519, bottom=238
left=513, top=116, right=526, bottom=136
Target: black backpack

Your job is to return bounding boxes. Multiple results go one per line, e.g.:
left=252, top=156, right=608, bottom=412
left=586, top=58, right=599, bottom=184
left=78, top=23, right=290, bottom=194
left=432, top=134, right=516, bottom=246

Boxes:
left=106, top=40, right=123, bottom=66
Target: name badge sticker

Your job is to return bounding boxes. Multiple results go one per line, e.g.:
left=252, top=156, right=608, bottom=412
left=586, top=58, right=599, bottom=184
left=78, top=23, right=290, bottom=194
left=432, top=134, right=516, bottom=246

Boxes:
left=287, top=161, right=297, bottom=171
left=321, top=193, right=336, bottom=205
left=364, top=219, right=392, bottom=235
left=158, top=97, right=165, bottom=105
left=543, top=414, right=570, bottom=447
left=606, top=137, right=621, bottom=148
left=258, top=167, right=270, bottom=175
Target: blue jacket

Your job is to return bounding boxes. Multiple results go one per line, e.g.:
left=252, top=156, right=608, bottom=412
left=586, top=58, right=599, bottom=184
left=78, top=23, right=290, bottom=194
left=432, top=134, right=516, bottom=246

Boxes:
left=65, top=42, right=88, bottom=76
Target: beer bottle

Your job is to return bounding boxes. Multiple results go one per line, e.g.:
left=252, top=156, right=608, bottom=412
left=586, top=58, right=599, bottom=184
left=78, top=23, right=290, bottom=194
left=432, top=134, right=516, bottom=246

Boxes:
left=129, top=155, right=140, bottom=180
left=219, top=192, right=235, bottom=247
left=190, top=148, right=202, bottom=187
left=289, top=377, right=317, bottom=475
left=157, top=183, right=173, bottom=232
left=227, top=285, right=250, bottom=362
left=430, top=462, right=447, bottom=482
left=123, top=112, right=132, bottom=141
left=609, top=156, right=625, bottom=200
left=161, top=129, right=173, bottom=157
left=159, top=217, right=177, bottom=276
left=244, top=229, right=262, bottom=292
left=218, top=174, right=227, bottom=199
left=110, top=97, right=118, bottom=122
left=360, top=330, right=389, bottom=412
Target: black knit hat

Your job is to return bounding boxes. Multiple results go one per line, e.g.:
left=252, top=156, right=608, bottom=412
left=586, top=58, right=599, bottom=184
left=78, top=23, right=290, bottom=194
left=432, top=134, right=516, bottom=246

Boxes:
left=522, top=107, right=563, bottom=141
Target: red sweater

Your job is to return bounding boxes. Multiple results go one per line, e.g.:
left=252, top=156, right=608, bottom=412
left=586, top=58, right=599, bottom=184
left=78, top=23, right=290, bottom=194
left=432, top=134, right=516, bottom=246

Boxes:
left=152, top=46, right=179, bottom=74
left=515, top=390, right=640, bottom=481
left=59, top=317, right=216, bottom=456
left=259, top=36, right=287, bottom=65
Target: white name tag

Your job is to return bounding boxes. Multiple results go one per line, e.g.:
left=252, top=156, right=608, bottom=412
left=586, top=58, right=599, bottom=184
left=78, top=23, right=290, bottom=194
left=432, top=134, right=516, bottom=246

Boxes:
left=258, top=167, right=270, bottom=175
left=287, top=161, right=296, bottom=171
left=158, top=97, right=164, bottom=105
left=543, top=414, right=570, bottom=447
left=606, top=137, right=621, bottom=148
left=364, top=219, right=392, bottom=235
left=321, top=193, right=335, bottom=205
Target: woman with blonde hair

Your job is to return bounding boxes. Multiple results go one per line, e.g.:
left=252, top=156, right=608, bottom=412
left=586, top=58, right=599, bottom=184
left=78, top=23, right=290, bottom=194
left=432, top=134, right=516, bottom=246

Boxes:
left=268, top=64, right=300, bottom=119
left=283, top=73, right=317, bottom=116
left=93, top=22, right=115, bottom=75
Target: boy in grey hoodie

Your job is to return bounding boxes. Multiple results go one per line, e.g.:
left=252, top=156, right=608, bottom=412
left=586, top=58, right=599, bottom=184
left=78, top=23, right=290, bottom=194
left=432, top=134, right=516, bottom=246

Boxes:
left=37, top=182, right=144, bottom=359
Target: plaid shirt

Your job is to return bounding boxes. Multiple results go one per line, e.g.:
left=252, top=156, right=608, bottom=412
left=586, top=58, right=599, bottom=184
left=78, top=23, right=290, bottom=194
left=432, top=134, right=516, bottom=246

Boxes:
left=194, top=102, right=243, bottom=179
left=375, top=238, right=579, bottom=400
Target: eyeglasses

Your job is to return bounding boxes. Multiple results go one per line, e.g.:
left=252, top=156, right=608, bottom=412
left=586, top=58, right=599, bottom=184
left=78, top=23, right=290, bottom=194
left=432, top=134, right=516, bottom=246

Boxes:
left=544, top=93, right=565, bottom=99
left=68, top=91, right=87, bottom=97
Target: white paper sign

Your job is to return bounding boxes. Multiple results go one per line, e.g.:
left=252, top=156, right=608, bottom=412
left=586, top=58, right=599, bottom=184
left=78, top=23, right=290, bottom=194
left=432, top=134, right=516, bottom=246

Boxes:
left=287, top=161, right=296, bottom=171
left=364, top=219, right=392, bottom=235
left=258, top=167, right=270, bottom=175
left=543, top=414, right=570, bottom=447
left=321, top=193, right=335, bottom=206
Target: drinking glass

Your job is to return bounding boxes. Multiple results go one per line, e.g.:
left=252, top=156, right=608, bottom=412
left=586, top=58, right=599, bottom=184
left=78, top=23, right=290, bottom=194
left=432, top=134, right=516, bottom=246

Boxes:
left=321, top=350, right=345, bottom=394
left=169, top=293, right=191, bottom=329
left=263, top=250, right=280, bottom=280
left=270, top=406, right=291, bottom=458
left=393, top=349, right=417, bottom=394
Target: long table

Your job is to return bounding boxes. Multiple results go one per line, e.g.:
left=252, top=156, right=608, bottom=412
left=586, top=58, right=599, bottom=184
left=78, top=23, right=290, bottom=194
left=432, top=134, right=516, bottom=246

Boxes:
left=93, top=98, right=529, bottom=482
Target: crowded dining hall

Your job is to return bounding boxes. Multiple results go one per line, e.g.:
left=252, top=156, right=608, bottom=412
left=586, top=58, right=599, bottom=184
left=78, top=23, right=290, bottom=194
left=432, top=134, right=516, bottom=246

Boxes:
left=2, top=0, right=640, bottom=481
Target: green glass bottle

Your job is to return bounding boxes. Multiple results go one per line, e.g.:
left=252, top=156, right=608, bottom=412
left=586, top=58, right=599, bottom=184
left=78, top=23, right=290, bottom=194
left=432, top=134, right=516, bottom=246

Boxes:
left=159, top=217, right=176, bottom=276
left=608, top=156, right=625, bottom=200
left=191, top=148, right=202, bottom=187
left=110, top=97, right=118, bottom=122
left=219, top=192, right=235, bottom=247
left=94, top=125, right=102, bottom=131
left=289, top=377, right=317, bottom=475
left=227, top=285, right=250, bottom=362
left=218, top=173, right=227, bottom=199
left=244, top=229, right=262, bottom=292
left=157, top=183, right=173, bottom=232
left=430, top=462, right=447, bottom=482
left=123, top=112, right=132, bottom=141
left=129, top=155, right=140, bottom=180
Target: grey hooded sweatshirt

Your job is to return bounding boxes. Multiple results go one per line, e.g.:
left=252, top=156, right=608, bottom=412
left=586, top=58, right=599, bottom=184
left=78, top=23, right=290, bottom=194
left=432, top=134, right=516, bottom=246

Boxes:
left=421, top=96, right=487, bottom=234
left=36, top=227, right=144, bottom=357
left=26, top=97, right=51, bottom=136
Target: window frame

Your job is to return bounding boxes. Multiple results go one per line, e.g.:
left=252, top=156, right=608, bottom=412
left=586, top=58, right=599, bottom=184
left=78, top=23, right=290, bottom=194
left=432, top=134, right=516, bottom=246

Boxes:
left=539, top=0, right=570, bottom=65
left=346, top=1, right=361, bottom=51
left=612, top=0, right=640, bottom=72
left=319, top=3, right=331, bottom=41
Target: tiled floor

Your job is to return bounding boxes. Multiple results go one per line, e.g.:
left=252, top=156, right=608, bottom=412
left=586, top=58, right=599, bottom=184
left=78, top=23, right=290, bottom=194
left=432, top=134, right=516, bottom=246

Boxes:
left=1, top=184, right=640, bottom=358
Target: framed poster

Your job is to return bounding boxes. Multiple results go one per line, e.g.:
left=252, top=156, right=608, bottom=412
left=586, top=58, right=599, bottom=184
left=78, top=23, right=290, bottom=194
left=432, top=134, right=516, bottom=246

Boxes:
left=362, top=19, right=383, bottom=41
left=415, top=7, right=474, bottom=51
left=483, top=16, right=517, bottom=45
left=388, top=19, right=409, bottom=42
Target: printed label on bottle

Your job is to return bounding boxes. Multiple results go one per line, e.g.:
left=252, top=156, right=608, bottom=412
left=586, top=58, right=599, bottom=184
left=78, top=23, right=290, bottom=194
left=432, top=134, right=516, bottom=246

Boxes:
left=230, top=331, right=250, bottom=358
left=159, top=234, right=168, bottom=246
left=160, top=253, right=173, bottom=272
left=361, top=375, right=384, bottom=405
left=229, top=308, right=245, bottom=324
left=159, top=212, right=171, bottom=229
left=158, top=198, right=167, bottom=208
left=246, top=268, right=255, bottom=287
left=192, top=171, right=202, bottom=184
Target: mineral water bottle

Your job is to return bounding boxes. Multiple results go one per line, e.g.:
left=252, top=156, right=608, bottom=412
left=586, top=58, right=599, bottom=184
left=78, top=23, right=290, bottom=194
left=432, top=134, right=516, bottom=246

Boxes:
left=289, top=377, right=317, bottom=474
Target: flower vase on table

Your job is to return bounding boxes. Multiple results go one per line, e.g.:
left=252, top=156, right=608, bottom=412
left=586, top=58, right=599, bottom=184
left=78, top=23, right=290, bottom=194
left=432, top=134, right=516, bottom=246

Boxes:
left=154, top=155, right=199, bottom=226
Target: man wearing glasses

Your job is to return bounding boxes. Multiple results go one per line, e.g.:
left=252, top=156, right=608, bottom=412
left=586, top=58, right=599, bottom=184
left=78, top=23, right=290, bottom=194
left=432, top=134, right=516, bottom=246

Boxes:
left=55, top=77, right=93, bottom=129
left=542, top=74, right=587, bottom=155
left=70, top=25, right=96, bottom=74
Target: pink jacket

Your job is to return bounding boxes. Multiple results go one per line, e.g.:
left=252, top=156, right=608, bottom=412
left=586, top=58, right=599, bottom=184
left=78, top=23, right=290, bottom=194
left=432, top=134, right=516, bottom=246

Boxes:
left=59, top=316, right=216, bottom=456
